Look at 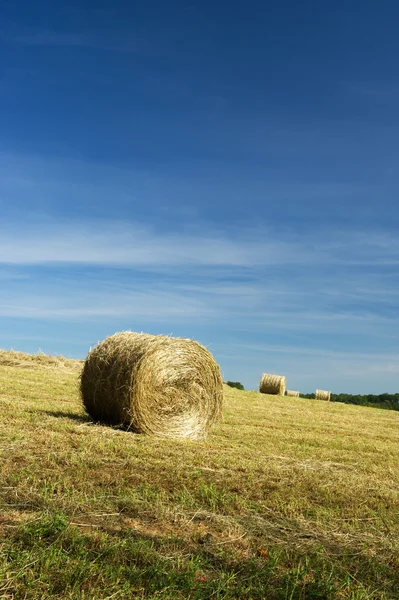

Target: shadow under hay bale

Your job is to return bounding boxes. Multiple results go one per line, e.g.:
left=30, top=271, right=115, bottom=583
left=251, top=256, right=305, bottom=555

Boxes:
left=315, top=389, right=331, bottom=401
left=259, top=373, right=286, bottom=395
left=80, top=332, right=223, bottom=440
left=286, top=390, right=300, bottom=397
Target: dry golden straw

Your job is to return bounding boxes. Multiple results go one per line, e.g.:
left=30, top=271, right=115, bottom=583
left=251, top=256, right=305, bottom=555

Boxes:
left=0, top=349, right=82, bottom=371
left=80, top=331, right=223, bottom=440
left=286, top=390, right=300, bottom=397
left=259, top=373, right=286, bottom=395
left=315, top=389, right=331, bottom=401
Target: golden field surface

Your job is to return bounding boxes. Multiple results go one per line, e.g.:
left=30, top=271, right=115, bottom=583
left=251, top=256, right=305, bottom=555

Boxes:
left=0, top=350, right=398, bottom=599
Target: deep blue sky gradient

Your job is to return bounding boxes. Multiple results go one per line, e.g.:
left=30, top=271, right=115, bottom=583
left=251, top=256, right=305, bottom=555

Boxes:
left=1, top=0, right=399, bottom=392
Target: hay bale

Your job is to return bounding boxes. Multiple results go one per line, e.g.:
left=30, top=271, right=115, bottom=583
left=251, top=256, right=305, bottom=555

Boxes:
left=80, top=331, right=223, bottom=440
left=286, top=390, right=300, bottom=397
left=315, top=389, right=331, bottom=401
left=259, top=373, right=286, bottom=395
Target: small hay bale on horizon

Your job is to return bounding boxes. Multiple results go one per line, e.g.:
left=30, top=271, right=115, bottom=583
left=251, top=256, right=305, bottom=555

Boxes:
left=80, top=331, right=223, bottom=440
left=286, top=390, right=300, bottom=397
left=259, top=373, right=286, bottom=396
left=315, top=389, right=331, bottom=401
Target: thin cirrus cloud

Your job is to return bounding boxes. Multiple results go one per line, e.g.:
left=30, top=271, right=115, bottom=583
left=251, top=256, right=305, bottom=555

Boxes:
left=0, top=246, right=398, bottom=337
left=1, top=216, right=399, bottom=353
left=0, top=295, right=210, bottom=320
left=0, top=150, right=370, bottom=205
left=0, top=218, right=316, bottom=267
left=1, top=219, right=399, bottom=268
left=0, top=283, right=394, bottom=328
left=1, top=220, right=398, bottom=392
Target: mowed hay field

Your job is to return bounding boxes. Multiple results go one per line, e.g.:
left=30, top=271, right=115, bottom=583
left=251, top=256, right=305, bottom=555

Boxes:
left=0, top=352, right=398, bottom=600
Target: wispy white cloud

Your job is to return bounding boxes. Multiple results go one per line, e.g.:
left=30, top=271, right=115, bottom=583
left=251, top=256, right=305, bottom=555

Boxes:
left=0, top=151, right=398, bottom=394
left=1, top=217, right=399, bottom=392
left=1, top=215, right=399, bottom=347
left=0, top=256, right=397, bottom=343
left=0, top=219, right=307, bottom=267
left=1, top=216, right=399, bottom=269
left=0, top=281, right=214, bottom=321
left=215, top=341, right=399, bottom=363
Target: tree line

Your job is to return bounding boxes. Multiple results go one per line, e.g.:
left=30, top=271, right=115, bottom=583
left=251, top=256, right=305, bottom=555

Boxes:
left=225, top=381, right=399, bottom=412
left=301, top=392, right=399, bottom=412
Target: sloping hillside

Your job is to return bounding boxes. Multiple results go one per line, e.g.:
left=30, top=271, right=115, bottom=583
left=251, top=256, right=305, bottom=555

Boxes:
left=0, top=351, right=398, bottom=599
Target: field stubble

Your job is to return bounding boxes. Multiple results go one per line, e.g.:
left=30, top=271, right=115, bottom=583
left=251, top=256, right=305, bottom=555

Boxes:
left=0, top=350, right=398, bottom=599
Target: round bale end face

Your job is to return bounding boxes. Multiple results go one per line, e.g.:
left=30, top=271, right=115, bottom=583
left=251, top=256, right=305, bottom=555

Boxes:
left=315, top=389, right=331, bottom=401
left=135, top=338, right=223, bottom=439
left=80, top=332, right=223, bottom=439
left=259, top=373, right=286, bottom=395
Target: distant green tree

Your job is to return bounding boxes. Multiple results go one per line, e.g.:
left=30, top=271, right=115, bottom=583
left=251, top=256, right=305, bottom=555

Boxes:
left=226, top=381, right=244, bottom=390
left=300, top=392, right=399, bottom=412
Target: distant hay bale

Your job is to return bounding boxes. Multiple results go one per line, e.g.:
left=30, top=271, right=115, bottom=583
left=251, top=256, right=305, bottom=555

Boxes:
left=315, top=389, right=331, bottom=401
left=259, top=373, right=286, bottom=395
left=80, top=331, right=223, bottom=440
left=286, top=390, right=300, bottom=397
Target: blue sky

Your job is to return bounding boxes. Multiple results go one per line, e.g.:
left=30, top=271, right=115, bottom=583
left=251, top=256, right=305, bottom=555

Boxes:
left=1, top=0, right=399, bottom=393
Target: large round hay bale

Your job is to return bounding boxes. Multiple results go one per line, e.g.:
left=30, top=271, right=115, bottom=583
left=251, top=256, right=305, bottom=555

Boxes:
left=286, top=390, right=300, bottom=397
left=80, top=331, right=223, bottom=439
left=315, top=389, right=331, bottom=401
left=259, top=373, right=286, bottom=395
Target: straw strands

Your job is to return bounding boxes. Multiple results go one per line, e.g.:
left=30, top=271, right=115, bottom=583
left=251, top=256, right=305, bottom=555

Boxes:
left=315, top=389, right=331, bottom=401
left=259, top=373, right=286, bottom=396
left=0, top=349, right=82, bottom=372
left=286, top=390, right=300, bottom=397
left=80, top=331, right=223, bottom=440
